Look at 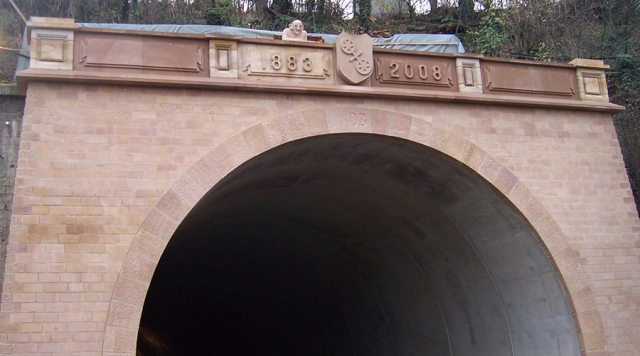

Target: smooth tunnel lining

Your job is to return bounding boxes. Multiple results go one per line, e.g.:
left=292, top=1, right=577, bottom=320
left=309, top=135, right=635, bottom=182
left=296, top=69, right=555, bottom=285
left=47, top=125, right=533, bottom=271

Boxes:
left=138, top=134, right=579, bottom=356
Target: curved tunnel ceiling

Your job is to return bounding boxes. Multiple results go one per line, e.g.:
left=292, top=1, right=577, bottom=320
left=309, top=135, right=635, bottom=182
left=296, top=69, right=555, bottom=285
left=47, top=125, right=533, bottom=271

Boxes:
left=138, top=134, right=580, bottom=356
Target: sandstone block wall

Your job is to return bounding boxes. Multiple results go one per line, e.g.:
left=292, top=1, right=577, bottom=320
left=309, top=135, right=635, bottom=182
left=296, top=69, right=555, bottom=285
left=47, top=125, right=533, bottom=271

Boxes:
left=0, top=82, right=638, bottom=355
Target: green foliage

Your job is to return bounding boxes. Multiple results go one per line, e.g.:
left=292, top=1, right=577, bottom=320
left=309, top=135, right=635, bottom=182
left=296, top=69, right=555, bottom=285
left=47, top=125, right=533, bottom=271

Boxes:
left=355, top=0, right=372, bottom=32
left=0, top=9, right=23, bottom=83
left=610, top=55, right=640, bottom=100
left=609, top=55, right=640, bottom=214
left=205, top=0, right=231, bottom=26
left=268, top=14, right=297, bottom=31
left=75, top=0, right=126, bottom=23
left=461, top=11, right=508, bottom=57
left=0, top=9, right=22, bottom=38
left=458, top=0, right=474, bottom=23
left=271, top=0, right=293, bottom=15
left=205, top=7, right=231, bottom=25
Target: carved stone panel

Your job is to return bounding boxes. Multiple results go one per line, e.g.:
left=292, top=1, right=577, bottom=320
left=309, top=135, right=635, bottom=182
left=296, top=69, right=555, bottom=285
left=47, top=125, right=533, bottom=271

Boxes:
left=74, top=33, right=208, bottom=77
left=482, top=61, right=578, bottom=99
left=210, top=40, right=238, bottom=79
left=238, top=43, right=333, bottom=83
left=372, top=52, right=456, bottom=91
left=570, top=59, right=610, bottom=102
left=574, top=69, right=609, bottom=102
left=456, top=58, right=482, bottom=93
left=30, top=29, right=74, bottom=70
left=336, top=33, right=374, bottom=85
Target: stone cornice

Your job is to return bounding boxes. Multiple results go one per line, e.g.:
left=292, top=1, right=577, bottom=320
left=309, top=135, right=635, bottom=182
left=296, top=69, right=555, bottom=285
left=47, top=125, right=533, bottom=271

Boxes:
left=16, top=68, right=623, bottom=112
left=18, top=17, right=624, bottom=113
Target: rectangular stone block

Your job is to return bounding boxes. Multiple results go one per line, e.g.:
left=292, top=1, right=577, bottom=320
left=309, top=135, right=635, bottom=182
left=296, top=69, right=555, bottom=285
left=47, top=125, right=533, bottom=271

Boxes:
left=30, top=29, right=74, bottom=71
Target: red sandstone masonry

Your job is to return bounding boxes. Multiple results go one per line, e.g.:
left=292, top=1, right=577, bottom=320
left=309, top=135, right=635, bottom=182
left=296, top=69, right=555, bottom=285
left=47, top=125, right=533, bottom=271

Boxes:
left=0, top=82, right=638, bottom=355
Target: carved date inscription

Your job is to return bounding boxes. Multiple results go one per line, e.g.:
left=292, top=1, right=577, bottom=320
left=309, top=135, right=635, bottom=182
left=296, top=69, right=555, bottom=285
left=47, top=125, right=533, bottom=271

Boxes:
left=240, top=44, right=331, bottom=82
left=373, top=53, right=455, bottom=90
left=267, top=53, right=314, bottom=72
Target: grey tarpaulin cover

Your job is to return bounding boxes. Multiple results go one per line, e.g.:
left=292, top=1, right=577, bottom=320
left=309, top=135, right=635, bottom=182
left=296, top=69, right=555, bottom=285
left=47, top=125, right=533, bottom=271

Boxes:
left=15, top=23, right=464, bottom=79
left=77, top=23, right=465, bottom=53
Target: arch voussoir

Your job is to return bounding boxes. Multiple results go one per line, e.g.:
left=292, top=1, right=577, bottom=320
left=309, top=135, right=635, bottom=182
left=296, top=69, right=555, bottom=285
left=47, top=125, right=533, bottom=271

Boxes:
left=388, top=111, right=412, bottom=138
left=459, top=141, right=486, bottom=171
left=442, top=131, right=469, bottom=163
left=241, top=124, right=272, bottom=154
left=154, top=189, right=192, bottom=224
left=302, top=109, right=330, bottom=136
left=281, top=112, right=310, bottom=140
left=370, top=108, right=392, bottom=134
left=172, top=173, right=208, bottom=207
left=139, top=209, right=179, bottom=243
left=222, top=133, right=258, bottom=168
left=427, top=123, right=451, bottom=152
left=263, top=116, right=289, bottom=147
left=325, top=107, right=348, bottom=133
left=104, top=107, right=607, bottom=355
left=203, top=144, right=239, bottom=178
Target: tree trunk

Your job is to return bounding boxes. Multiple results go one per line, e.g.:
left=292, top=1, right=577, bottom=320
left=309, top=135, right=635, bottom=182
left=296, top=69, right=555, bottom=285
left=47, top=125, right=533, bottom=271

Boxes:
left=122, top=0, right=130, bottom=22
left=255, top=0, right=268, bottom=16
left=429, top=0, right=437, bottom=12
left=458, top=0, right=473, bottom=23
left=356, top=0, right=371, bottom=32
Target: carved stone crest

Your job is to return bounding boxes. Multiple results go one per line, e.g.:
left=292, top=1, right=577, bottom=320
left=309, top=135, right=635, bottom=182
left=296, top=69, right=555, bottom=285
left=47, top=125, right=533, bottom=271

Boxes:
left=336, top=33, right=373, bottom=85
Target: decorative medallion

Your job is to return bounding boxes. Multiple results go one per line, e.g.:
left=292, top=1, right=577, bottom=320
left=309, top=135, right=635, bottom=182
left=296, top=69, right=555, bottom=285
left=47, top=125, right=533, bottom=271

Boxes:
left=336, top=33, right=373, bottom=85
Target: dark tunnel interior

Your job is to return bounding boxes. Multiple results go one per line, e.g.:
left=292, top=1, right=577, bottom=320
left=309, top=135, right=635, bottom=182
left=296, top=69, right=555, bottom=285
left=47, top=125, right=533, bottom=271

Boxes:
left=137, top=134, right=580, bottom=356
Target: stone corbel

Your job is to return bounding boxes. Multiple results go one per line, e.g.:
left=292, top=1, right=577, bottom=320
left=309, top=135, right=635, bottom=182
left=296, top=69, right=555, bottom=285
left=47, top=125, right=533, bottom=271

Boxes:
left=570, top=58, right=610, bottom=102
left=210, top=40, right=238, bottom=79
left=455, top=58, right=483, bottom=93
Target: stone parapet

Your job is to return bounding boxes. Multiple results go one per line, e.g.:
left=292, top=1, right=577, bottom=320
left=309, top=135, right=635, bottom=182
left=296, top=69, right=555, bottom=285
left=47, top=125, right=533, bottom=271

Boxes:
left=19, top=17, right=623, bottom=113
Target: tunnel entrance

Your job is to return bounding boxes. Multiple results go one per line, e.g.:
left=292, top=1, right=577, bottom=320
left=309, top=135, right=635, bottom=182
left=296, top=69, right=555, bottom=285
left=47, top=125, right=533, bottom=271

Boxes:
left=137, top=134, right=580, bottom=356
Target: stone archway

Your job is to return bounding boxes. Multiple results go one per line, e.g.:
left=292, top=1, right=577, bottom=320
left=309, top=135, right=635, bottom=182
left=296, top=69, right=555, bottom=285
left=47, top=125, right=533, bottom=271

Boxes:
left=102, top=108, right=604, bottom=355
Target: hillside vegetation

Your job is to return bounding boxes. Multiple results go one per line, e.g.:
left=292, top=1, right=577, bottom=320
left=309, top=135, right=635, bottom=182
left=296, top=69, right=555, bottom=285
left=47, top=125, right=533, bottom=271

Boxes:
left=1, top=0, right=639, bottom=214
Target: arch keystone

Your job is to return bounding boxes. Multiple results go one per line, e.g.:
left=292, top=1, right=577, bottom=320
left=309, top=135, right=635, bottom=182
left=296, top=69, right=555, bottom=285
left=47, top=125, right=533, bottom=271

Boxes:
left=346, top=108, right=372, bottom=133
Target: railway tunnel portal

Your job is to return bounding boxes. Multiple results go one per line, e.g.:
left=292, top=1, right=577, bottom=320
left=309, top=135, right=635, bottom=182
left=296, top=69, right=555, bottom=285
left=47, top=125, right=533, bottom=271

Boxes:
left=3, top=17, right=638, bottom=356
